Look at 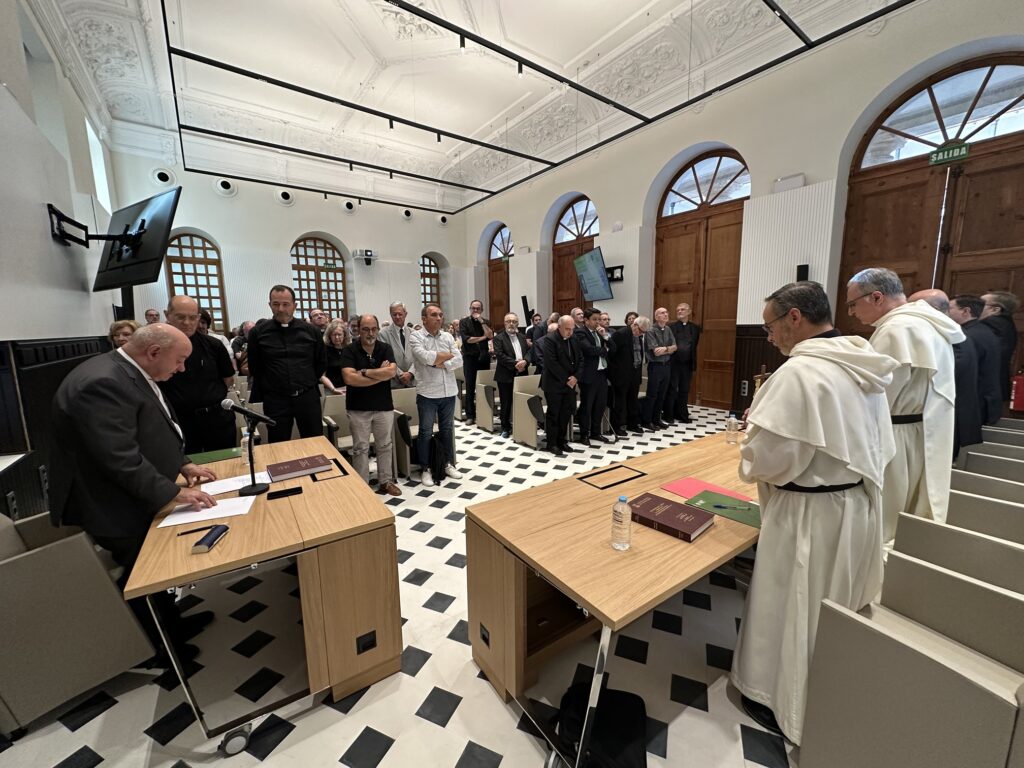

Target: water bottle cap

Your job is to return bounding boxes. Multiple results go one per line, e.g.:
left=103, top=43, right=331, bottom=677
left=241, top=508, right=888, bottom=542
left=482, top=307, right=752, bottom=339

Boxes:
left=619, top=495, right=627, bottom=502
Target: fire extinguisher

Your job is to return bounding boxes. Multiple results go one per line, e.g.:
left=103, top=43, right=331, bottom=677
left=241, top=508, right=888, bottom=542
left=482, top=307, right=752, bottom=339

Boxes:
left=1011, top=371, right=1024, bottom=413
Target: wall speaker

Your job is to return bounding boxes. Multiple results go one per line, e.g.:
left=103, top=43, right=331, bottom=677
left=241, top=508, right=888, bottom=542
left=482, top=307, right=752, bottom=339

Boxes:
left=402, top=209, right=412, bottom=219
left=275, top=188, right=295, bottom=207
left=437, top=214, right=448, bottom=227
left=213, top=178, right=237, bottom=198
left=151, top=167, right=176, bottom=187
left=344, top=200, right=356, bottom=214
left=796, top=264, right=809, bottom=282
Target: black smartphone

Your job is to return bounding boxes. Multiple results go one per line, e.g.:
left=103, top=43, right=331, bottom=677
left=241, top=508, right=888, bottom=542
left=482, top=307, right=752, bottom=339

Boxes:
left=267, top=486, right=303, bottom=500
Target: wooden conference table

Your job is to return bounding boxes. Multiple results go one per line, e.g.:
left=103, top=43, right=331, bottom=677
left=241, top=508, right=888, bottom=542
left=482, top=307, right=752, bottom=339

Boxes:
left=125, top=436, right=401, bottom=746
left=466, top=432, right=758, bottom=766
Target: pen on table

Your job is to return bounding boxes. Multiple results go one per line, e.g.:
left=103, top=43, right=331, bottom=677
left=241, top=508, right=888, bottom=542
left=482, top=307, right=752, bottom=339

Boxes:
left=713, top=504, right=751, bottom=510
left=177, top=525, right=216, bottom=537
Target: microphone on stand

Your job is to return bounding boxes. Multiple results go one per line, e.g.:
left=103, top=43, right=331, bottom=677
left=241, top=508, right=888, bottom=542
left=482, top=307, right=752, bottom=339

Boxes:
left=221, top=399, right=271, bottom=496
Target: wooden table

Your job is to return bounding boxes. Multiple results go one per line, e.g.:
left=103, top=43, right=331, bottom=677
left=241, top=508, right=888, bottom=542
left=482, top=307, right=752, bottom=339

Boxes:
left=466, top=432, right=758, bottom=766
left=125, top=437, right=402, bottom=747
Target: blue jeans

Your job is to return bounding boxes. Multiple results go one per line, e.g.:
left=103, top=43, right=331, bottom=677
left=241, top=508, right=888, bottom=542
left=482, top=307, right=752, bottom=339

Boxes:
left=416, top=394, right=456, bottom=469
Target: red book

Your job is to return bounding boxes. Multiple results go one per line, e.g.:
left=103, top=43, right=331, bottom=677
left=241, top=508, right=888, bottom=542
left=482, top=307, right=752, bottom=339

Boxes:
left=266, top=454, right=332, bottom=482
left=660, top=476, right=752, bottom=502
left=628, top=492, right=715, bottom=542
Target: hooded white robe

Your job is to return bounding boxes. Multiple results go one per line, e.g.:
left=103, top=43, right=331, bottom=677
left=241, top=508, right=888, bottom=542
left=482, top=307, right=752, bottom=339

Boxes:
left=730, top=335, right=897, bottom=746
left=869, top=300, right=964, bottom=542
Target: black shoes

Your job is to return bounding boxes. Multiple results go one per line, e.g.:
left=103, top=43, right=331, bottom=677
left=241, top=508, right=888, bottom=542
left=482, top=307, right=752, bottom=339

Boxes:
left=628, top=426, right=644, bottom=435
left=593, top=435, right=612, bottom=444
left=549, top=446, right=564, bottom=457
left=740, top=695, right=784, bottom=738
left=562, top=444, right=577, bottom=453
left=654, top=420, right=670, bottom=430
left=613, top=428, right=628, bottom=437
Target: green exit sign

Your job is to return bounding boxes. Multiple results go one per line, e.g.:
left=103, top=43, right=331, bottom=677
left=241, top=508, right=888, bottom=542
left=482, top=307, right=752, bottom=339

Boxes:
left=323, top=261, right=336, bottom=269
left=929, top=143, right=969, bottom=165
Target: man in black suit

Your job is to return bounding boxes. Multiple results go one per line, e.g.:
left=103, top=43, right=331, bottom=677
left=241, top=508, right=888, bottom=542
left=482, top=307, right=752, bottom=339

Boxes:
left=493, top=313, right=530, bottom=438
left=666, top=302, right=701, bottom=423
left=459, top=299, right=494, bottom=423
left=980, top=291, right=1019, bottom=404
left=541, top=316, right=581, bottom=457
left=609, top=316, right=646, bottom=436
left=50, top=324, right=218, bottom=662
left=575, top=308, right=615, bottom=445
left=950, top=294, right=1003, bottom=426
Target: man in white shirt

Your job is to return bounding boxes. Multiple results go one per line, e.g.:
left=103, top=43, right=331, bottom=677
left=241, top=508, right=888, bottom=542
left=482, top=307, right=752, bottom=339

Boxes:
left=408, top=303, right=464, bottom=487
left=846, top=267, right=964, bottom=545
left=732, top=281, right=897, bottom=746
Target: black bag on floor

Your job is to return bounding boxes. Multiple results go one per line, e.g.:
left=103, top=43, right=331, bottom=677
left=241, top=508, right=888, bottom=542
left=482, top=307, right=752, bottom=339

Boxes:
left=428, top=433, right=448, bottom=484
left=556, top=681, right=648, bottom=768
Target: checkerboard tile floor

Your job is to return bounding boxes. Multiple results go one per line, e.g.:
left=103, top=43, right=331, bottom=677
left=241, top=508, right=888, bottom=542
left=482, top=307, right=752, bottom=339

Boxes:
left=1, top=406, right=798, bottom=767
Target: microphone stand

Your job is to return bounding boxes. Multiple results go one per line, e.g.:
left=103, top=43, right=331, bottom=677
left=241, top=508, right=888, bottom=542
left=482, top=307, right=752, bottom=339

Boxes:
left=238, top=414, right=269, bottom=496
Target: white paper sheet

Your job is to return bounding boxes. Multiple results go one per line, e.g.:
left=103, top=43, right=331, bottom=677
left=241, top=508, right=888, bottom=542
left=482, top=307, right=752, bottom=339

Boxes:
left=197, top=472, right=270, bottom=497
left=156, top=495, right=257, bottom=528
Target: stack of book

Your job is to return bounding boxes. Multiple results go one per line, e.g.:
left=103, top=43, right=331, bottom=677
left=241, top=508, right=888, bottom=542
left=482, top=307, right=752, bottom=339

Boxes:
left=628, top=488, right=760, bottom=543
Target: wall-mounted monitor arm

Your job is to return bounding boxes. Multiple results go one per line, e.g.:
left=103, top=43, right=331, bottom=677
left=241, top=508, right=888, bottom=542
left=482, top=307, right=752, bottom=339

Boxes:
left=47, top=203, right=147, bottom=256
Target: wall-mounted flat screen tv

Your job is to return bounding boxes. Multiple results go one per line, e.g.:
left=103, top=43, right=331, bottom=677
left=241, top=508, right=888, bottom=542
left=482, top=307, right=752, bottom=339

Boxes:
left=93, top=186, right=181, bottom=291
left=574, top=246, right=613, bottom=302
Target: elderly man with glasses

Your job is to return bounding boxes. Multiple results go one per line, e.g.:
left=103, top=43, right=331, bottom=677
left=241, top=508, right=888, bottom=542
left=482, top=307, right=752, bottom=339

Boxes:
left=732, top=280, right=897, bottom=746
left=846, top=267, right=964, bottom=547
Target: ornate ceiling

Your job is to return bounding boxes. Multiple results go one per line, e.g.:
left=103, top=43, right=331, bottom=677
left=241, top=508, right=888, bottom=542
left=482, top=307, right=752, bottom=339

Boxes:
left=27, top=0, right=907, bottom=212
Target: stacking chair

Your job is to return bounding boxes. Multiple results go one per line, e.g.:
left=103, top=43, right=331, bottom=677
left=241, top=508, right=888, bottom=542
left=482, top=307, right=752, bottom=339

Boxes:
left=983, top=426, right=1024, bottom=447
left=0, top=514, right=153, bottom=739
left=391, top=388, right=458, bottom=477
left=801, top=551, right=1024, bottom=768
left=894, top=513, right=1024, bottom=594
left=454, top=367, right=466, bottom=421
left=951, top=469, right=1024, bottom=505
left=994, top=417, right=1024, bottom=431
left=475, top=369, right=497, bottom=432
left=322, top=393, right=397, bottom=483
left=962, top=451, right=1024, bottom=482
left=946, top=490, right=1024, bottom=546
left=511, top=375, right=544, bottom=448
left=965, top=441, right=1024, bottom=461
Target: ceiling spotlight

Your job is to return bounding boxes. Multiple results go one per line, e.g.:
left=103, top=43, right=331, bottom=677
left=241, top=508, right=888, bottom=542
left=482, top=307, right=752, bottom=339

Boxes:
left=459, top=36, right=465, bottom=54
left=436, top=132, right=441, bottom=143
left=518, top=62, right=523, bottom=79
left=388, top=118, right=394, bottom=130
left=389, top=171, right=393, bottom=180
left=349, top=162, right=354, bottom=171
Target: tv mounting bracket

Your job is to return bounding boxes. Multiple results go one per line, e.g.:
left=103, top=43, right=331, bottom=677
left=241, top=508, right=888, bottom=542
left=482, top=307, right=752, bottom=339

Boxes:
left=47, top=203, right=146, bottom=252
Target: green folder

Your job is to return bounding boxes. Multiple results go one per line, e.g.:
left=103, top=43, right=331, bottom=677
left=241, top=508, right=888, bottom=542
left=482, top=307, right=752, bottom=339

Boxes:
left=686, top=490, right=760, bottom=529
left=188, top=447, right=242, bottom=465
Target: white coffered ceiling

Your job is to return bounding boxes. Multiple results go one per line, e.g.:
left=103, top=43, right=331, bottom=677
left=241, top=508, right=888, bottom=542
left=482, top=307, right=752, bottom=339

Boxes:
left=29, top=0, right=910, bottom=212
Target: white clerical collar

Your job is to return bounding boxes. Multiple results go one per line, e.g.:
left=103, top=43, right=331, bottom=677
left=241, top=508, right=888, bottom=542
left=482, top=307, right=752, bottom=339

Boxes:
left=117, top=347, right=155, bottom=384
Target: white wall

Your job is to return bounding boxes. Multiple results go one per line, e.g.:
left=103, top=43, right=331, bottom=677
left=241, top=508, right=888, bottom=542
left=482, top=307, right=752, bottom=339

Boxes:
left=459, top=0, right=1024, bottom=324
left=112, top=152, right=470, bottom=326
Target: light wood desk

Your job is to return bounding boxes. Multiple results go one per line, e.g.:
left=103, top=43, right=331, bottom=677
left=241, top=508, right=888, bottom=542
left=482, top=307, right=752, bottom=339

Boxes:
left=125, top=437, right=402, bottom=745
left=466, top=432, right=757, bottom=766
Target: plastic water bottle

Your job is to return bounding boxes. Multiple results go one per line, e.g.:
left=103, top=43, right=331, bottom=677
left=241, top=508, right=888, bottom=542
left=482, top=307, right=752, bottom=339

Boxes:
left=725, top=414, right=740, bottom=444
left=240, top=431, right=251, bottom=467
left=611, top=496, right=631, bottom=551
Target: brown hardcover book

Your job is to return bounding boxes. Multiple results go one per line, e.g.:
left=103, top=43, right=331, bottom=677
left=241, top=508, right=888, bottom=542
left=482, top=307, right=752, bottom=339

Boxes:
left=628, top=492, right=715, bottom=542
left=266, top=454, right=333, bottom=482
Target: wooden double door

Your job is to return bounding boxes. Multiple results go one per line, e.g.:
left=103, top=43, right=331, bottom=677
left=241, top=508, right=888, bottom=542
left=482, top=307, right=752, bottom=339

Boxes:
left=488, top=259, right=510, bottom=325
left=655, top=200, right=744, bottom=410
left=551, top=238, right=591, bottom=316
left=839, top=132, right=1024, bottom=374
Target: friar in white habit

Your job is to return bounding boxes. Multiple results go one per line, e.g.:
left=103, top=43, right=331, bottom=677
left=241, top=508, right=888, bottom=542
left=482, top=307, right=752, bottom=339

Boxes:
left=845, top=267, right=964, bottom=546
left=730, top=281, right=897, bottom=746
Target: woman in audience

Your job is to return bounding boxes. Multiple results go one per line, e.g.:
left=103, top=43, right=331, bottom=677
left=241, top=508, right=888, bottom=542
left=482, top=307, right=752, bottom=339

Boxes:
left=321, top=319, right=351, bottom=394
left=108, top=319, right=139, bottom=349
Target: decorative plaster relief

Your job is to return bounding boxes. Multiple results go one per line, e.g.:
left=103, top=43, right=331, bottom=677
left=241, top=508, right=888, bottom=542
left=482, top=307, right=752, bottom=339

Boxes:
left=73, top=17, right=144, bottom=82
left=701, top=0, right=779, bottom=54
left=374, top=0, right=443, bottom=40
left=105, top=88, right=149, bottom=120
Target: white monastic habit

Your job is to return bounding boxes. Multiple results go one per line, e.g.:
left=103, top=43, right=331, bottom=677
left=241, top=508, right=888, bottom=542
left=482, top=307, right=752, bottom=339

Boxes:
left=869, top=300, right=964, bottom=543
left=730, top=335, right=897, bottom=745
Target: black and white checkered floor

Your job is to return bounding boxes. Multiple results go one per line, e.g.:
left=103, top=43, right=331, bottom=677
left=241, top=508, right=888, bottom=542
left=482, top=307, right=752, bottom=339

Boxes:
left=1, top=406, right=798, bottom=768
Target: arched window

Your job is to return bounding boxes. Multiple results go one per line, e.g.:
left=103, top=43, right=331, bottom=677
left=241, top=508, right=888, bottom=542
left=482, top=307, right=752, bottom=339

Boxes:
left=554, top=197, right=599, bottom=244
left=490, top=225, right=514, bottom=260
left=420, top=254, right=440, bottom=306
left=660, top=153, right=751, bottom=217
left=861, top=61, right=1024, bottom=168
left=290, top=237, right=349, bottom=320
left=165, top=233, right=229, bottom=332
left=487, top=225, right=512, bottom=325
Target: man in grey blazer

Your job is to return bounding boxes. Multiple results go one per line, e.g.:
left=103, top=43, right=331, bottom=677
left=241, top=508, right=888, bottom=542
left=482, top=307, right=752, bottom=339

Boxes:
left=50, top=324, right=218, bottom=662
left=379, top=301, right=416, bottom=388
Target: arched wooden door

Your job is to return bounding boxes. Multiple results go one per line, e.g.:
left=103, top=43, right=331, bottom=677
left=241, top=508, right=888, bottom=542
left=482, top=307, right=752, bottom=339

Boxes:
left=839, top=54, right=1024, bottom=371
left=655, top=151, right=749, bottom=410
left=488, top=225, right=512, bottom=323
left=552, top=196, right=599, bottom=315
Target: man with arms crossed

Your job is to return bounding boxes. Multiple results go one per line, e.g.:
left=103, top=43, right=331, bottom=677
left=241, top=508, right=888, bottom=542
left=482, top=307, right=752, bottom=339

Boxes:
left=458, top=299, right=493, bottom=423
left=50, top=324, right=218, bottom=663
left=731, top=281, right=896, bottom=746
left=846, top=268, right=963, bottom=545
left=340, top=314, right=401, bottom=496
left=409, top=304, right=463, bottom=487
